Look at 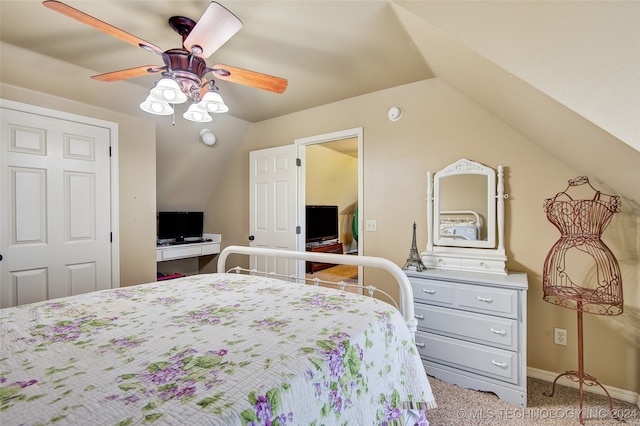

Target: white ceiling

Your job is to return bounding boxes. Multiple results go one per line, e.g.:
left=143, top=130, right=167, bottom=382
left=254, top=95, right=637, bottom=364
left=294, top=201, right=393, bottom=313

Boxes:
left=0, top=0, right=433, bottom=123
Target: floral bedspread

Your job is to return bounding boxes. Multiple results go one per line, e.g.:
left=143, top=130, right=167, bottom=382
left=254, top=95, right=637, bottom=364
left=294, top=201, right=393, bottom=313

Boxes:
left=1, top=273, right=436, bottom=425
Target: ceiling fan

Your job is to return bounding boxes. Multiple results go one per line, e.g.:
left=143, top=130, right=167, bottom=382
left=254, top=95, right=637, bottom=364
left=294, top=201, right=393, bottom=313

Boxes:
left=42, top=0, right=288, bottom=121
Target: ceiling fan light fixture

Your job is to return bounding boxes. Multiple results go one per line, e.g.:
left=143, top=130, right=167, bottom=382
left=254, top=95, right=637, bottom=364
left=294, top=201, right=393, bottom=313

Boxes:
left=140, top=95, right=174, bottom=115
left=150, top=76, right=188, bottom=104
left=40, top=1, right=288, bottom=125
left=183, top=103, right=212, bottom=122
left=197, top=90, right=229, bottom=113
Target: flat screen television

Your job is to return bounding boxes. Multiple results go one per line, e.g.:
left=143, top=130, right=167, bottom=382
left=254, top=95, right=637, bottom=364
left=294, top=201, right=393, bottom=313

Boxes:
left=157, top=211, right=204, bottom=242
left=306, top=205, right=338, bottom=243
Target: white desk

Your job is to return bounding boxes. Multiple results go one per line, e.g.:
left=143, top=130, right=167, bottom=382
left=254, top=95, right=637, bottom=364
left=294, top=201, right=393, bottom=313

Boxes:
left=156, top=234, right=221, bottom=262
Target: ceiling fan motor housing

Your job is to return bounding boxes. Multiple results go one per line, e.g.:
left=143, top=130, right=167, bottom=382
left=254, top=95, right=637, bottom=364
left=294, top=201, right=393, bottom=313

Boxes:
left=165, top=48, right=208, bottom=96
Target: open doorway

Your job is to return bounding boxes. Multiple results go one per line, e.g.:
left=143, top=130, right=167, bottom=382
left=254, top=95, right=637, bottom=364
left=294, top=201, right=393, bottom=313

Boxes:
left=295, top=128, right=363, bottom=288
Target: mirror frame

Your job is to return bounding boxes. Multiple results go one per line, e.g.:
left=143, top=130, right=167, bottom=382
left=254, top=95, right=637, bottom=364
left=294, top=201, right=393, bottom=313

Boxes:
left=424, top=158, right=507, bottom=275
left=434, top=159, right=496, bottom=248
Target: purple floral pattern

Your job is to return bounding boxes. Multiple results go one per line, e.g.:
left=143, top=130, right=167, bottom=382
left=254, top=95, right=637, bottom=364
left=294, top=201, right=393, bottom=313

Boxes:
left=28, top=315, right=118, bottom=344
left=0, top=273, right=435, bottom=425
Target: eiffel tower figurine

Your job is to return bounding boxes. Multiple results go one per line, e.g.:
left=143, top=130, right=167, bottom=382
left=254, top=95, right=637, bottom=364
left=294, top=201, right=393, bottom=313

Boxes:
left=403, top=222, right=427, bottom=271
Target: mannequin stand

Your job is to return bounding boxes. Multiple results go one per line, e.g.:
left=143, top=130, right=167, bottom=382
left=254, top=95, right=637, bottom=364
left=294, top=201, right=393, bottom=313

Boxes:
left=544, top=304, right=619, bottom=424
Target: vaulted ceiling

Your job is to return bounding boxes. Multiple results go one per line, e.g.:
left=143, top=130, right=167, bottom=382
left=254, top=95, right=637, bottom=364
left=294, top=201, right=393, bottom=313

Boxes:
left=0, top=1, right=432, bottom=122
left=1, top=1, right=638, bottom=205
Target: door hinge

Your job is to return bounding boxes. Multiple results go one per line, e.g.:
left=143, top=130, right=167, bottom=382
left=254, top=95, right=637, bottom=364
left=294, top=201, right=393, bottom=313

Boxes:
left=296, top=158, right=301, bottom=167
left=109, top=146, right=112, bottom=157
left=110, top=232, right=113, bottom=243
left=296, top=226, right=301, bottom=235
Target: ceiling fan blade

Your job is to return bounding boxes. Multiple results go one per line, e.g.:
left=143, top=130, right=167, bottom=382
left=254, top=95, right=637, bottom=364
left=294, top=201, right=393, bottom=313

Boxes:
left=91, top=65, right=166, bottom=82
left=212, top=64, right=288, bottom=94
left=42, top=0, right=163, bottom=54
left=183, top=2, right=243, bottom=58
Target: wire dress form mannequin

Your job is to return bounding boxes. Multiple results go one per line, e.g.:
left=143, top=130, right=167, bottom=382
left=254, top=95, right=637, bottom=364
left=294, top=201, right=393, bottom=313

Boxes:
left=542, top=176, right=622, bottom=424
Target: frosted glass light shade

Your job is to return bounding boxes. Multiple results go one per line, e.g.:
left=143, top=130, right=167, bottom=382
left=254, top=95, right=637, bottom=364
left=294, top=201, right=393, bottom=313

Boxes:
left=140, top=95, right=173, bottom=115
left=150, top=77, right=188, bottom=104
left=200, top=129, right=216, bottom=146
left=197, top=91, right=229, bottom=113
left=183, top=103, right=212, bottom=122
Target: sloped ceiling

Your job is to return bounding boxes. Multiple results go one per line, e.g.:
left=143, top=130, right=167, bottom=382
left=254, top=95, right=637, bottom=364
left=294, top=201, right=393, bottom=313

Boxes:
left=392, top=1, right=640, bottom=205
left=395, top=1, right=640, bottom=152
left=1, top=1, right=638, bottom=207
left=0, top=0, right=431, bottom=123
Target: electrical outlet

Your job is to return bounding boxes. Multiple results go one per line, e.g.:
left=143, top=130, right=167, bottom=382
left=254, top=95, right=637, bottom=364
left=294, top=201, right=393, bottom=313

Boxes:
left=554, top=328, right=567, bottom=345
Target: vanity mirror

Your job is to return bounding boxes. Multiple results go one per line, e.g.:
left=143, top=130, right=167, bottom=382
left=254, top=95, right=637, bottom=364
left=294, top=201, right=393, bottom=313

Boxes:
left=424, top=158, right=507, bottom=274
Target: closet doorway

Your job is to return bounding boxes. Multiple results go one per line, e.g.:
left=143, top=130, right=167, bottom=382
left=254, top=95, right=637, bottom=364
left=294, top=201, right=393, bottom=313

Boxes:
left=295, top=127, right=363, bottom=288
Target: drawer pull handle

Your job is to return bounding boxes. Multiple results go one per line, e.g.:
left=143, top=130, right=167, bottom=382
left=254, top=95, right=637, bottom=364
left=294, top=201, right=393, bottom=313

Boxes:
left=491, top=360, right=508, bottom=368
left=476, top=296, right=493, bottom=303
left=415, top=342, right=425, bottom=348
left=490, top=328, right=507, bottom=335
left=422, top=289, right=436, bottom=294
left=414, top=314, right=425, bottom=320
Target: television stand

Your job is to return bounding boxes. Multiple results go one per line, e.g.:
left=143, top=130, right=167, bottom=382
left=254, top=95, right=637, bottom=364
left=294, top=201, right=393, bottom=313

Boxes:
left=156, top=234, right=221, bottom=262
left=306, top=241, right=343, bottom=273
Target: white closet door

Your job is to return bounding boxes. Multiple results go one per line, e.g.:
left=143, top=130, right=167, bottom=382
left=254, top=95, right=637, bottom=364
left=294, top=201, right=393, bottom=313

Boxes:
left=1, top=107, right=113, bottom=308
left=249, top=145, right=299, bottom=276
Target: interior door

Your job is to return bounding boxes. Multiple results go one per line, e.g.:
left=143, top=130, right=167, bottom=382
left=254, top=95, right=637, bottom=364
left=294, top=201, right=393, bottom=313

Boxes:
left=0, top=106, right=113, bottom=308
left=249, top=144, right=299, bottom=276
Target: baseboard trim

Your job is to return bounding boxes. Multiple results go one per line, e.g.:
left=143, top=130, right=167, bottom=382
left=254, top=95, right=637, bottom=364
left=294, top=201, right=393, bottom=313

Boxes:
left=528, top=367, right=639, bottom=408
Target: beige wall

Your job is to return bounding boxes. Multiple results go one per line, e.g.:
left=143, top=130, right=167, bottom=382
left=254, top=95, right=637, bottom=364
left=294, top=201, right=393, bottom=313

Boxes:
left=5, top=75, right=634, bottom=394
left=1, top=84, right=158, bottom=287
left=205, top=78, right=639, bottom=393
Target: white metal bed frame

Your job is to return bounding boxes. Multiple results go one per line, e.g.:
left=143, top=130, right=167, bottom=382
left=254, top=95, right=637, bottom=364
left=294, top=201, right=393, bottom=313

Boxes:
left=217, top=245, right=418, bottom=335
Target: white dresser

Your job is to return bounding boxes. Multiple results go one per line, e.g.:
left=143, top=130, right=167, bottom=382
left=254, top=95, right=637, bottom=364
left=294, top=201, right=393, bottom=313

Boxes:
left=405, top=269, right=528, bottom=407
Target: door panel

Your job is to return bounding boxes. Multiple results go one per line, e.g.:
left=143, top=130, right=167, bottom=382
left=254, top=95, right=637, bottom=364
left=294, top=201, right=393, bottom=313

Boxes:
left=12, top=167, right=47, bottom=243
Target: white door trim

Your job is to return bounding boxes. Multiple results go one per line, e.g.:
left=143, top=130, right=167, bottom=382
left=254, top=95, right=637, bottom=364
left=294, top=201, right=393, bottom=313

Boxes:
left=0, top=98, right=120, bottom=288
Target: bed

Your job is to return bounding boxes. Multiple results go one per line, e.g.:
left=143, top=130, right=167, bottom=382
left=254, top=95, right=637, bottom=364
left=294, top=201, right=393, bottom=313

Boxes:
left=1, top=246, right=436, bottom=425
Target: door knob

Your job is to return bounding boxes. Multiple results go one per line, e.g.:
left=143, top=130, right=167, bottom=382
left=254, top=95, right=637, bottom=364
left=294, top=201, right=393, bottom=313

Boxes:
left=248, top=235, right=255, bottom=241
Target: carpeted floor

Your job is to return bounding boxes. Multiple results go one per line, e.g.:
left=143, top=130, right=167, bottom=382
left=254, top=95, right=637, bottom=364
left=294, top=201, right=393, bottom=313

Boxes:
left=426, top=375, right=639, bottom=425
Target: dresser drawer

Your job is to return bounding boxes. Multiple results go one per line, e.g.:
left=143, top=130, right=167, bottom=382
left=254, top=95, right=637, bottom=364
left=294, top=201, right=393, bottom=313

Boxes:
left=415, top=331, right=519, bottom=384
left=410, top=278, right=454, bottom=306
left=425, top=256, right=461, bottom=270
left=459, top=258, right=506, bottom=274
left=201, top=242, right=221, bottom=256
left=414, top=304, right=517, bottom=351
left=457, top=284, right=518, bottom=318
left=159, top=245, right=203, bottom=260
